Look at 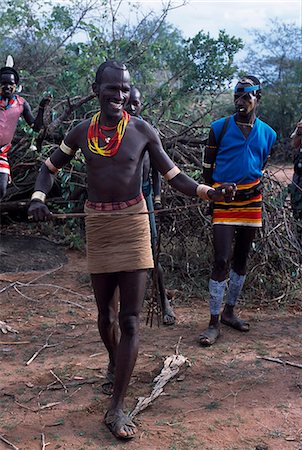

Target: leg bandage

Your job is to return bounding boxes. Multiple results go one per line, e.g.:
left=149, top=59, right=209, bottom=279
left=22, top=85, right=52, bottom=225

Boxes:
left=226, top=270, right=246, bottom=306
left=209, top=278, right=227, bottom=315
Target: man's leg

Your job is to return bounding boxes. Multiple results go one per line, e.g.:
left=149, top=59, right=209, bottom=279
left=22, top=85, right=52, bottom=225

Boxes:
left=157, top=261, right=175, bottom=325
left=0, top=173, right=9, bottom=201
left=221, top=226, right=256, bottom=331
left=91, top=273, right=119, bottom=385
left=0, top=173, right=9, bottom=257
left=148, top=196, right=175, bottom=325
left=105, top=269, right=147, bottom=439
left=199, top=225, right=235, bottom=346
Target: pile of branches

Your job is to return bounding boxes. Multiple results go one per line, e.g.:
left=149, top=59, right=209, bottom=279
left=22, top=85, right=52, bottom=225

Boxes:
left=158, top=165, right=301, bottom=307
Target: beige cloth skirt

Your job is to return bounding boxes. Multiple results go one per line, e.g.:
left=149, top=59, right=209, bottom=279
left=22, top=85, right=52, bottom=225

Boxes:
left=85, top=199, right=154, bottom=274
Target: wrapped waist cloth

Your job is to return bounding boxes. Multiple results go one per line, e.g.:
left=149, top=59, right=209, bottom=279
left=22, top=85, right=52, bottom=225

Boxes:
left=0, top=144, right=12, bottom=175
left=85, top=198, right=154, bottom=273
left=212, top=179, right=262, bottom=227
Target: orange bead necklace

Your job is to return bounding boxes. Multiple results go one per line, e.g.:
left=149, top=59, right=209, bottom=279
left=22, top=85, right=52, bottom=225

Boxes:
left=87, top=110, right=130, bottom=157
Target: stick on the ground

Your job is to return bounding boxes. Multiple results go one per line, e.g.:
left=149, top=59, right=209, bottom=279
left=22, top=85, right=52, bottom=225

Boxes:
left=50, top=370, right=68, bottom=393
left=0, top=321, right=19, bottom=334
left=26, top=333, right=58, bottom=365
left=41, top=433, right=50, bottom=449
left=47, top=377, right=101, bottom=390
left=259, top=356, right=302, bottom=369
left=0, top=433, right=19, bottom=450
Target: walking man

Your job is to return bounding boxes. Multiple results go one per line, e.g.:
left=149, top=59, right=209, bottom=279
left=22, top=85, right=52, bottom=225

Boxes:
left=28, top=60, right=235, bottom=439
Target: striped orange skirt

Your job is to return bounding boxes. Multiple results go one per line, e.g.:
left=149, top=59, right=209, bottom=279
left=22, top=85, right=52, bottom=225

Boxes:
left=212, top=180, right=262, bottom=227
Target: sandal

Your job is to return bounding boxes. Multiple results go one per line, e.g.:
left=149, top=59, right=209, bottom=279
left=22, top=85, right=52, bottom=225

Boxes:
left=104, top=409, right=137, bottom=439
left=199, top=325, right=220, bottom=346
left=221, top=316, right=249, bottom=332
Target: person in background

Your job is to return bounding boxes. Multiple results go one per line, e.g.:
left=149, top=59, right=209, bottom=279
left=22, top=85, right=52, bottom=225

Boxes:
left=199, top=75, right=277, bottom=346
left=289, top=119, right=302, bottom=229
left=0, top=59, right=51, bottom=200
left=125, top=86, right=176, bottom=325
left=0, top=58, right=51, bottom=335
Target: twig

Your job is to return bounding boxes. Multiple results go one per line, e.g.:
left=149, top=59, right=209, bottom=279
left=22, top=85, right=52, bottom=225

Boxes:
left=50, top=370, right=68, bottom=393
left=175, top=336, right=182, bottom=355
left=41, top=433, right=49, bottom=450
left=0, top=341, right=30, bottom=345
left=15, top=400, right=60, bottom=412
left=39, top=402, right=61, bottom=410
left=13, top=285, right=40, bottom=303
left=259, top=356, right=302, bottom=369
left=0, top=434, right=19, bottom=449
left=26, top=333, right=58, bottom=365
left=47, top=377, right=101, bottom=390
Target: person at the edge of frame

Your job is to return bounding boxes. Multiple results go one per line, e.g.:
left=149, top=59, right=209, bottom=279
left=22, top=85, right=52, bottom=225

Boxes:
left=199, top=75, right=277, bottom=346
left=125, top=85, right=176, bottom=325
left=289, top=118, right=302, bottom=230
left=28, top=60, right=236, bottom=440
left=0, top=58, right=51, bottom=200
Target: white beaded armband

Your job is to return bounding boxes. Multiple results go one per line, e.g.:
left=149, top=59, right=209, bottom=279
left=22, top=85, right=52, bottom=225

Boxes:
left=164, top=166, right=181, bottom=181
left=45, top=157, right=60, bottom=174
left=196, top=184, right=214, bottom=201
left=60, top=141, right=76, bottom=156
left=31, top=191, right=46, bottom=203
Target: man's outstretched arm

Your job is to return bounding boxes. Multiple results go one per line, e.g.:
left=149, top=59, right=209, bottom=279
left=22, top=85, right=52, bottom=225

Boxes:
left=23, top=94, right=52, bottom=132
left=28, top=140, right=77, bottom=221
left=146, top=125, right=235, bottom=202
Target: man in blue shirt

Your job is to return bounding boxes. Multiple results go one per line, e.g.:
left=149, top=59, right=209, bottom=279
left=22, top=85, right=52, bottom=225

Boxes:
left=200, top=75, right=277, bottom=346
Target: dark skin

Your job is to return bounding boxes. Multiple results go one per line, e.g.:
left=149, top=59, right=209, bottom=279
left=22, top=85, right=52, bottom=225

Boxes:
left=201, top=82, right=260, bottom=344
left=0, top=71, right=51, bottom=201
left=291, top=120, right=302, bottom=150
left=0, top=72, right=51, bottom=131
left=125, top=86, right=175, bottom=325
left=28, top=64, right=234, bottom=438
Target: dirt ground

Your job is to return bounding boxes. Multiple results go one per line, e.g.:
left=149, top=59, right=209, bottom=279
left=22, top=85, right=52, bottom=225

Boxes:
left=0, top=164, right=301, bottom=450
left=0, top=243, right=302, bottom=450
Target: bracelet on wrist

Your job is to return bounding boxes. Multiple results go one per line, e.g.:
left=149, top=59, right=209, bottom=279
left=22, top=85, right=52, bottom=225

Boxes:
left=196, top=184, right=214, bottom=201
left=31, top=191, right=46, bottom=203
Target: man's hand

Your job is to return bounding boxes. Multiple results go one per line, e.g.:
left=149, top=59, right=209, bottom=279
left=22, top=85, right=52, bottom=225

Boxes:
left=296, top=121, right=302, bottom=136
left=154, top=200, right=162, bottom=211
left=28, top=200, right=52, bottom=221
left=208, top=183, right=237, bottom=203
left=39, top=93, right=52, bottom=109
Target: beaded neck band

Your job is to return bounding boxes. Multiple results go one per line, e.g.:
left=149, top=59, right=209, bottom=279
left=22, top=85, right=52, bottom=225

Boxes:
left=0, top=95, right=16, bottom=110
left=87, top=110, right=130, bottom=157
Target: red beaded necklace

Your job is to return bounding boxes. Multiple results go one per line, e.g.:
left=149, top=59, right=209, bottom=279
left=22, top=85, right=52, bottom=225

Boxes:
left=87, top=110, right=130, bottom=157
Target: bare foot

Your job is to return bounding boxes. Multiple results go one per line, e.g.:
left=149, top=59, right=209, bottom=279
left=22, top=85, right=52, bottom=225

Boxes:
left=104, top=409, right=137, bottom=439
